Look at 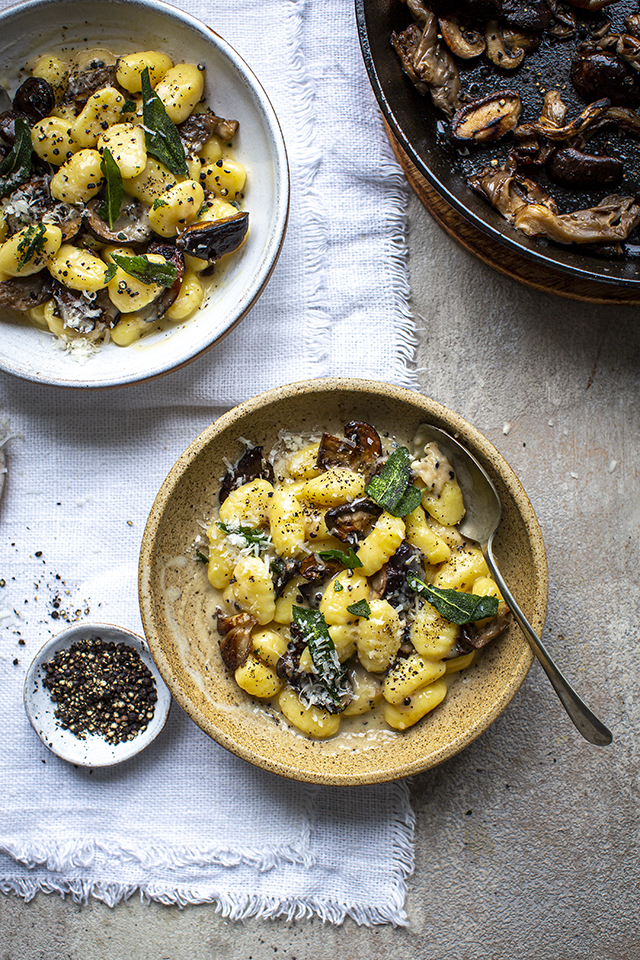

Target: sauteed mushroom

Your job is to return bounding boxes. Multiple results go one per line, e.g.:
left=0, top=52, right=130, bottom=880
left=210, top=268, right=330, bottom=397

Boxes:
left=219, top=446, right=275, bottom=505
left=84, top=197, right=152, bottom=245
left=317, top=420, right=382, bottom=480
left=438, top=17, right=486, bottom=58
left=0, top=273, right=53, bottom=311
left=324, top=497, right=383, bottom=546
left=13, top=78, right=55, bottom=122
left=547, top=147, right=623, bottom=186
left=571, top=50, right=640, bottom=107
left=451, top=90, right=522, bottom=141
left=484, top=21, right=525, bottom=69
left=391, top=10, right=461, bottom=116
left=216, top=610, right=257, bottom=671
left=175, top=212, right=249, bottom=263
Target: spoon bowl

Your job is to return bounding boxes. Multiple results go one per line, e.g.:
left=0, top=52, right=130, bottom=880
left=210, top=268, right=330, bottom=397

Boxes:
left=419, top=424, right=613, bottom=747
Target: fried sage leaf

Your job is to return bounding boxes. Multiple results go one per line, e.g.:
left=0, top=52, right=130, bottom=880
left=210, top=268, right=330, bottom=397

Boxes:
left=0, top=117, right=32, bottom=199
left=346, top=599, right=371, bottom=620
left=291, top=606, right=352, bottom=713
left=365, top=446, right=422, bottom=517
left=110, top=253, right=178, bottom=287
left=140, top=67, right=188, bottom=177
left=408, top=574, right=499, bottom=625
left=16, top=222, right=46, bottom=271
left=99, top=147, right=123, bottom=230
left=317, top=547, right=363, bottom=569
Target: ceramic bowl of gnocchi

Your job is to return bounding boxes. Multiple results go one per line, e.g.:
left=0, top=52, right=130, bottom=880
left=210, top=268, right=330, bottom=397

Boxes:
left=139, top=378, right=548, bottom=785
left=0, top=0, right=288, bottom=387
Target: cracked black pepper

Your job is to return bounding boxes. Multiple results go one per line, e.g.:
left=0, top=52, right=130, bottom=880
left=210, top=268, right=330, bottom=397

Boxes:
left=41, top=638, right=157, bottom=744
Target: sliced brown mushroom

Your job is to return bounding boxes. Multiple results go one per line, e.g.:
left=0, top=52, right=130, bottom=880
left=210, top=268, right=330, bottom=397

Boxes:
left=216, top=610, right=257, bottom=671
left=12, top=78, right=55, bottom=122
left=84, top=196, right=152, bottom=245
left=484, top=21, right=525, bottom=70
left=324, top=497, right=382, bottom=546
left=547, top=147, right=623, bottom=186
left=502, top=27, right=540, bottom=53
left=219, top=446, right=275, bottom=505
left=174, top=212, right=249, bottom=264
left=317, top=420, right=382, bottom=481
left=451, top=90, right=522, bottom=142
left=438, top=17, right=486, bottom=58
left=0, top=272, right=53, bottom=311
left=299, top=554, right=342, bottom=582
left=65, top=60, right=118, bottom=106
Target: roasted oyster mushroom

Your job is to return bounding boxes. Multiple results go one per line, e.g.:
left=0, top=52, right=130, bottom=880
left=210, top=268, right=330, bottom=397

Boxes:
left=175, top=212, right=249, bottom=263
left=451, top=90, right=522, bottom=142
left=391, top=11, right=461, bottom=116
left=179, top=111, right=239, bottom=152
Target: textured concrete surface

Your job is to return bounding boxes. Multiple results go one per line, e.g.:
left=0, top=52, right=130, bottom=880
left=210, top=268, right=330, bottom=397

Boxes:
left=2, top=191, right=639, bottom=959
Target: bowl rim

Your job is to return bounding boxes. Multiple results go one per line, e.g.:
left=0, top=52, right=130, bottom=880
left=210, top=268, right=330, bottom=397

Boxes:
left=0, top=0, right=290, bottom=389
left=139, top=377, right=548, bottom=784
left=354, top=0, right=640, bottom=290
left=24, top=620, right=172, bottom=766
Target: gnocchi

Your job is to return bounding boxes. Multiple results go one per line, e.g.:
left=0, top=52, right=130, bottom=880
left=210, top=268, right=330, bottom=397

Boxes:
left=0, top=45, right=249, bottom=352
left=200, top=422, right=512, bottom=740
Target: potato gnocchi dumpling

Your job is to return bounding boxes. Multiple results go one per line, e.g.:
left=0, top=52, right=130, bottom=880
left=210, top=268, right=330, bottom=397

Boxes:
left=0, top=45, right=249, bottom=353
left=199, top=422, right=512, bottom=740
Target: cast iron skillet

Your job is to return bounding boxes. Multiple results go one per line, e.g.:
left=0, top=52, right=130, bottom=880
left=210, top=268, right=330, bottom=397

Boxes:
left=356, top=0, right=640, bottom=288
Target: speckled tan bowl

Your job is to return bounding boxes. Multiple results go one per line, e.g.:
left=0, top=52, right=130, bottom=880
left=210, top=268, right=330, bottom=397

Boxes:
left=139, top=379, right=548, bottom=784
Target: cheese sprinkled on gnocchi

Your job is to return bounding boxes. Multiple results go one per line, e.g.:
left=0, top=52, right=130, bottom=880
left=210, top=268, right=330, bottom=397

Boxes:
left=199, top=423, right=511, bottom=739
left=0, top=47, right=249, bottom=354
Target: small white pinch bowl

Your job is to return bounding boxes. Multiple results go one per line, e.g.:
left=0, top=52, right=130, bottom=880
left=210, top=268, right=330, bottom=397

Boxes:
left=24, top=622, right=172, bottom=766
left=0, top=0, right=289, bottom=388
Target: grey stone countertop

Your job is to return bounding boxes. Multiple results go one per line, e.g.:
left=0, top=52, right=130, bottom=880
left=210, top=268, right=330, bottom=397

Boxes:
left=2, top=191, right=638, bottom=960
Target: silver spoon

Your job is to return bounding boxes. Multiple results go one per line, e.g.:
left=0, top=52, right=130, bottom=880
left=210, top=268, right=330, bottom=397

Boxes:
left=417, top=424, right=613, bottom=746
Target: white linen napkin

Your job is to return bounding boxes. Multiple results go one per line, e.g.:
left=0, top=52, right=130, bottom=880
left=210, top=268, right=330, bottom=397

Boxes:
left=0, top=0, right=418, bottom=924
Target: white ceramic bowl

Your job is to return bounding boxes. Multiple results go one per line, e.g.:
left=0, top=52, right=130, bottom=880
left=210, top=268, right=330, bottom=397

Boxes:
left=24, top=622, right=172, bottom=765
left=0, top=0, right=289, bottom=388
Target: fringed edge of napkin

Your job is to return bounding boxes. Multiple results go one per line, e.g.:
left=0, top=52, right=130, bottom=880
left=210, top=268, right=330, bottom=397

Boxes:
left=0, top=781, right=414, bottom=926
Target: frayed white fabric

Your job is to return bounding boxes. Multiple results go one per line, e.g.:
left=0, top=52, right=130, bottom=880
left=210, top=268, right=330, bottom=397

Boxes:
left=0, top=0, right=417, bottom=926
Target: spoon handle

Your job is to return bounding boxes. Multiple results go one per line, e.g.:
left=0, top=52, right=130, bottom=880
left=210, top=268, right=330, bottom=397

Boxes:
left=484, top=540, right=613, bottom=746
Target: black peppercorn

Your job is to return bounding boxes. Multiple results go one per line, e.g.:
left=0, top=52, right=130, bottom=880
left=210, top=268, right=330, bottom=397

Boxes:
left=41, top=638, right=157, bottom=745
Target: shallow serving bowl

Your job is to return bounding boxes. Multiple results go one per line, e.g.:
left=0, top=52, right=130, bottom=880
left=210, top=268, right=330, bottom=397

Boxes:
left=139, top=378, right=548, bottom=785
left=0, top=0, right=289, bottom=388
left=24, top=622, right=172, bottom=766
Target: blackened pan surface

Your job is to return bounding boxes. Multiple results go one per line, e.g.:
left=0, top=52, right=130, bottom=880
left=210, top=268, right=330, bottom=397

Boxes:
left=356, top=0, right=640, bottom=287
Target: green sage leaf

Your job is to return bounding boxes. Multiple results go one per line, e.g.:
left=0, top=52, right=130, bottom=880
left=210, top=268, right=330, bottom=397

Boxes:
left=317, top=547, right=363, bottom=569
left=291, top=606, right=352, bottom=711
left=99, top=147, right=123, bottom=230
left=16, top=222, right=46, bottom=271
left=195, top=549, right=209, bottom=564
left=408, top=574, right=499, bottom=625
left=140, top=67, right=188, bottom=177
left=346, top=599, right=371, bottom=620
left=0, top=118, right=33, bottom=199
left=110, top=253, right=177, bottom=288
left=365, top=446, right=422, bottom=517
